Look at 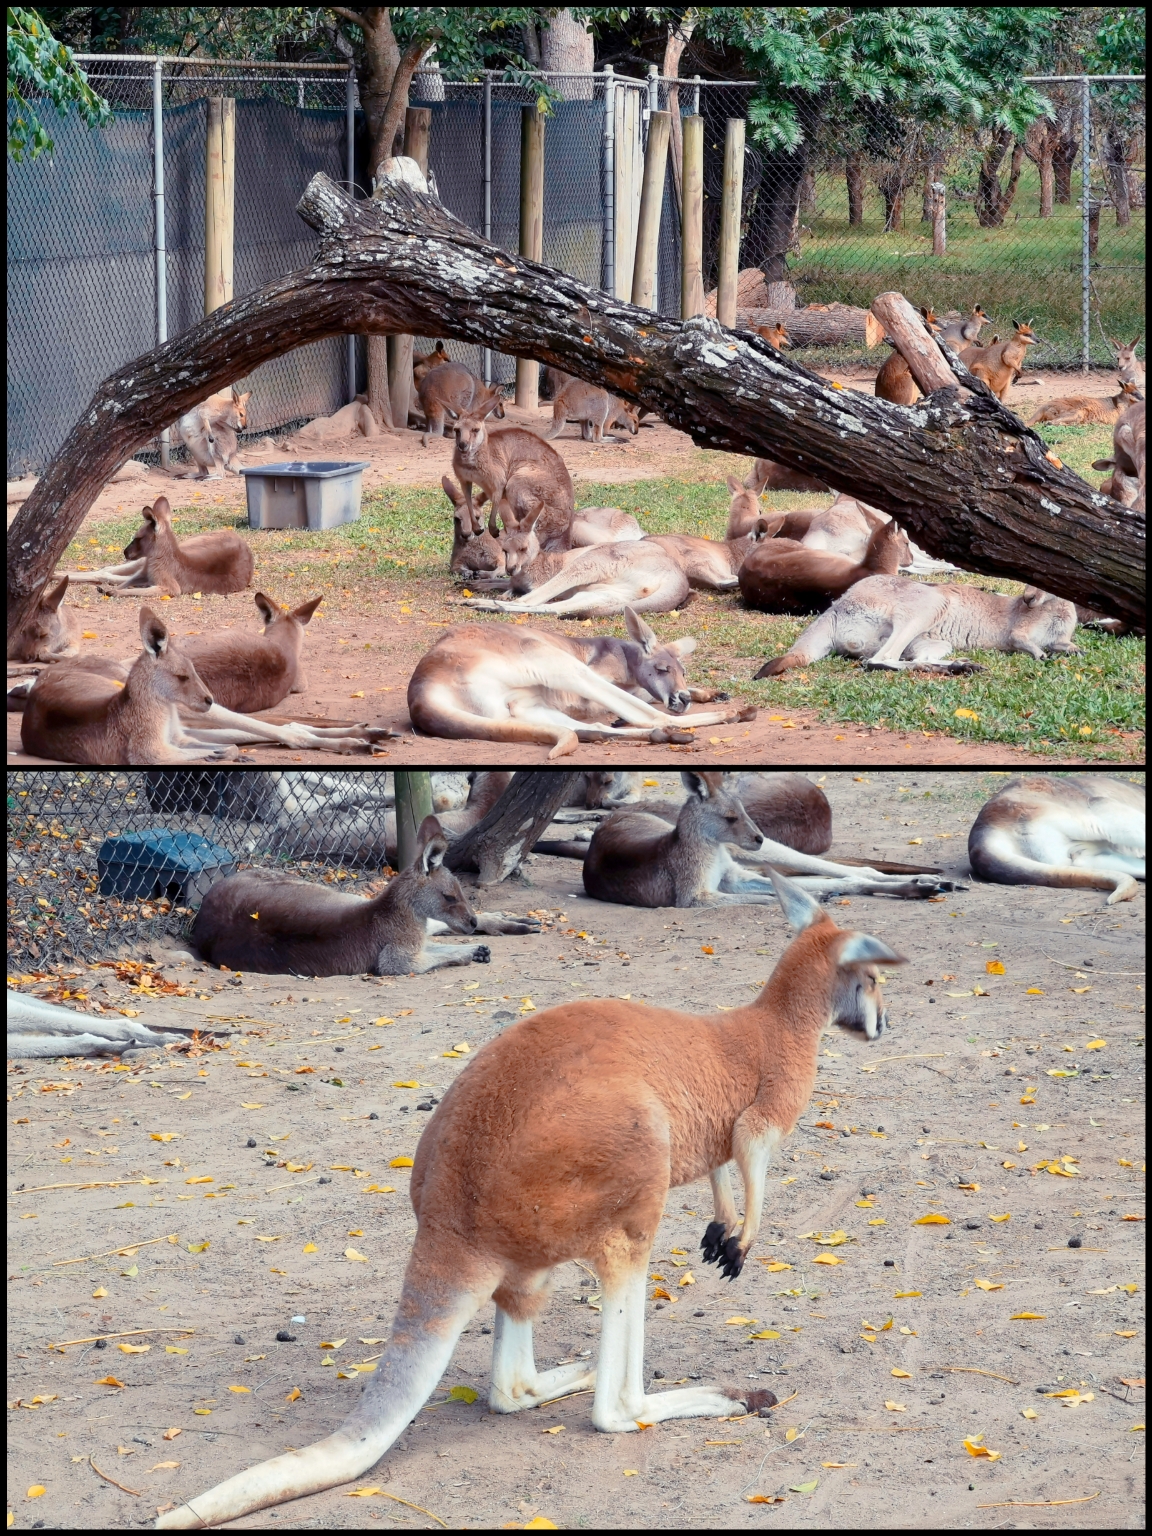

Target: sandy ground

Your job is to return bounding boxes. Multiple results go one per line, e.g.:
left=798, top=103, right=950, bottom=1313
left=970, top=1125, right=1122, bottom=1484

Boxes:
left=7, top=770, right=1145, bottom=1531
left=6, top=370, right=1106, bottom=769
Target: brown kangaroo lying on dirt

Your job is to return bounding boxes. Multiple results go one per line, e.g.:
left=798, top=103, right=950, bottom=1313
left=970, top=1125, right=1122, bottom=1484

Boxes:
left=1029, top=379, right=1142, bottom=426
left=6, top=576, right=79, bottom=662
left=59, top=497, right=253, bottom=599
left=739, top=518, right=910, bottom=615
left=155, top=864, right=909, bottom=1531
left=188, top=814, right=540, bottom=976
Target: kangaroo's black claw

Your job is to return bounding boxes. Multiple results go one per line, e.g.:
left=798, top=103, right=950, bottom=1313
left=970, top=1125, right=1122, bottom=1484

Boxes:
left=718, top=1235, right=745, bottom=1280
left=700, top=1220, right=727, bottom=1265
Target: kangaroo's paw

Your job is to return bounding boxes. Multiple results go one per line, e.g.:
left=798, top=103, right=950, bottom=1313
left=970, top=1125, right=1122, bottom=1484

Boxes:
left=471, top=945, right=492, bottom=964
left=700, top=1220, right=727, bottom=1265
left=717, top=1235, right=746, bottom=1281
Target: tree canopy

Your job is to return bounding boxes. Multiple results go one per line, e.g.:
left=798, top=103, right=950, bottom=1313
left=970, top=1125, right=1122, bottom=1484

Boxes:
left=7, top=5, right=111, bottom=159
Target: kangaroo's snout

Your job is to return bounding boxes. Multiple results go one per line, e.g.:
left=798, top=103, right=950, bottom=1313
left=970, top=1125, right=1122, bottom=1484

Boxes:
left=669, top=689, right=691, bottom=714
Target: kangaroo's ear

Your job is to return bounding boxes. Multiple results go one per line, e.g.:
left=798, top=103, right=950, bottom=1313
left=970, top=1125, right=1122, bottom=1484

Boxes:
left=624, top=606, right=657, bottom=653
left=139, top=606, right=169, bottom=656
left=1092, top=457, right=1117, bottom=470
left=291, top=594, right=324, bottom=625
left=441, top=474, right=464, bottom=506
left=44, top=576, right=70, bottom=610
left=665, top=635, right=696, bottom=658
left=253, top=591, right=278, bottom=625
left=838, top=931, right=907, bottom=966
left=681, top=769, right=713, bottom=800
left=1130, top=335, right=1142, bottom=348
left=769, top=869, right=826, bottom=932
left=752, top=516, right=771, bottom=540
left=726, top=474, right=743, bottom=495
left=416, top=814, right=449, bottom=873
left=151, top=496, right=172, bottom=520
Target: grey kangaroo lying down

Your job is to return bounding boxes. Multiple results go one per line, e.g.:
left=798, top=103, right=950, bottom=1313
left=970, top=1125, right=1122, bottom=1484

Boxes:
left=188, top=815, right=540, bottom=976
left=6, top=991, right=223, bottom=1060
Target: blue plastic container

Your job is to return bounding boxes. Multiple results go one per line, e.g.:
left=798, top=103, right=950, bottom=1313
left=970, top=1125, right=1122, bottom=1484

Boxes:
left=96, top=831, right=236, bottom=904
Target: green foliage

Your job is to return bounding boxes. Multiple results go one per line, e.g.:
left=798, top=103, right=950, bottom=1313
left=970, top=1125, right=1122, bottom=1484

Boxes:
left=7, top=5, right=111, bottom=160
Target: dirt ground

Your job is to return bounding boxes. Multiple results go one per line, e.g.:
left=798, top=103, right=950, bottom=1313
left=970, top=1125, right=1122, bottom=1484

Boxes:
left=7, top=770, right=1145, bottom=1530
left=6, top=367, right=1112, bottom=769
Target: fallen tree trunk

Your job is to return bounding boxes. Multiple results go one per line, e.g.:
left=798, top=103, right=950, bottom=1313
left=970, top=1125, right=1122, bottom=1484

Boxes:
left=8, top=172, right=1144, bottom=637
left=444, top=771, right=582, bottom=884
left=741, top=303, right=884, bottom=349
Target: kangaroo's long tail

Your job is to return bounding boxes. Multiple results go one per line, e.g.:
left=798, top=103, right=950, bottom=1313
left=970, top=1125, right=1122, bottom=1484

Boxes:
left=157, top=1234, right=499, bottom=1529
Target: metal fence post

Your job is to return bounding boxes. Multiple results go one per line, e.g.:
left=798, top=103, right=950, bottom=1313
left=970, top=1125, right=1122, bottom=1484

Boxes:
left=152, top=57, right=170, bottom=469
left=602, top=65, right=615, bottom=297
left=346, top=64, right=357, bottom=403
left=482, top=71, right=492, bottom=385
left=1081, top=75, right=1091, bottom=371
left=645, top=63, right=657, bottom=136
left=690, top=74, right=700, bottom=117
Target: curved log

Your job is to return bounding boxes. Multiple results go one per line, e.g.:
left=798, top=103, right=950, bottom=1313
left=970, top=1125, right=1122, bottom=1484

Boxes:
left=7, top=171, right=1144, bottom=638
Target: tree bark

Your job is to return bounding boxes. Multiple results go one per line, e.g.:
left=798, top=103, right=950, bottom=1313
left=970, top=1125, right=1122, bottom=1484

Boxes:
left=1053, top=127, right=1078, bottom=203
left=976, top=129, right=1026, bottom=228
left=7, top=171, right=1143, bottom=635
left=330, top=6, right=399, bottom=159
left=1103, top=127, right=1133, bottom=226
left=540, top=9, right=594, bottom=98
left=444, top=771, right=583, bottom=884
left=1024, top=118, right=1059, bottom=217
left=879, top=169, right=906, bottom=232
left=394, top=770, right=433, bottom=870
left=662, top=17, right=696, bottom=217
left=844, top=153, right=865, bottom=227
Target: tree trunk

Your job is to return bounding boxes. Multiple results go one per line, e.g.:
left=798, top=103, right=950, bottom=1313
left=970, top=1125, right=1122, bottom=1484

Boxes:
left=741, top=303, right=883, bottom=348
left=540, top=9, right=594, bottom=98
left=845, top=153, right=865, bottom=226
left=394, top=770, right=433, bottom=870
left=920, top=159, right=943, bottom=221
left=1104, top=127, right=1132, bottom=226
left=663, top=18, right=695, bottom=217
left=1053, top=127, right=1078, bottom=203
left=445, top=771, right=583, bottom=884
left=976, top=129, right=1026, bottom=228
left=331, top=7, right=399, bottom=161
left=879, top=169, right=905, bottom=232
left=7, top=171, right=1143, bottom=634
left=743, top=138, right=812, bottom=283
left=1025, top=119, right=1059, bottom=217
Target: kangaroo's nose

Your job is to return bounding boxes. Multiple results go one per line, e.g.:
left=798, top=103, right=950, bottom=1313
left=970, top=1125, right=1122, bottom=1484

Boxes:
left=670, top=691, right=690, bottom=714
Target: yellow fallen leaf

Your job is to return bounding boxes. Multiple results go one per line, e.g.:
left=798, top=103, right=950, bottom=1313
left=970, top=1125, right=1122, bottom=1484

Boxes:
left=856, top=1200, right=874, bottom=1208
left=651, top=1288, right=672, bottom=1301
left=187, top=1241, right=209, bottom=1254
left=678, top=1272, right=695, bottom=1287
left=165, top=1346, right=188, bottom=1355
left=861, top=1318, right=893, bottom=1333
left=891, top=1369, right=912, bottom=1379
left=185, top=1176, right=213, bottom=1184
left=749, top=1330, right=781, bottom=1340
left=390, top=1157, right=414, bottom=1168
left=1116, top=1331, right=1138, bottom=1338
left=345, top=1248, right=368, bottom=1263
left=542, top=1425, right=564, bottom=1435
left=1118, top=1159, right=1134, bottom=1167
left=228, top=1385, right=250, bottom=1394
left=985, top=959, right=1006, bottom=974
left=1010, top=1312, right=1046, bottom=1320
left=1070, top=986, right=1092, bottom=994
left=254, top=1235, right=282, bottom=1243
left=1119, top=1283, right=1139, bottom=1294
left=118, top=1342, right=150, bottom=1354
left=957, top=1182, right=980, bottom=1191
left=1131, top=1424, right=1144, bottom=1432
left=899, top=1327, right=917, bottom=1336
left=989, top=1213, right=1011, bottom=1223
left=868, top=1218, right=886, bottom=1226
left=286, top=1387, right=301, bottom=1402
left=162, top=1428, right=182, bottom=1441
left=524, top=1519, right=558, bottom=1529
left=350, top=691, right=365, bottom=699
left=913, top=1213, right=950, bottom=1225
left=151, top=1460, right=180, bottom=1471
left=150, top=1132, right=178, bottom=1142
left=26, top=1487, right=46, bottom=1499
left=884, top=1402, right=906, bottom=1412
left=954, top=708, right=979, bottom=721
left=1021, top=1407, right=1038, bottom=1419
left=320, top=1339, right=346, bottom=1350
left=363, top=1185, right=395, bottom=1194
left=1025, top=988, right=1044, bottom=995
left=1085, top=1039, right=1107, bottom=1050
left=813, top=1253, right=843, bottom=1265
left=347, top=1487, right=384, bottom=1497
left=963, top=1438, right=1001, bottom=1460
left=95, top=1376, right=126, bottom=1388
left=894, top=1292, right=921, bottom=1299
left=726, top=1317, right=757, bottom=1326
left=303, top=1242, right=318, bottom=1253
left=92, top=1287, right=108, bottom=1298
left=1046, top=1069, right=1078, bottom=1079
left=907, top=838, right=923, bottom=845
left=448, top=1385, right=478, bottom=1403
left=240, top=1103, right=264, bottom=1110
left=761, top=1261, right=792, bottom=1271
left=974, top=1279, right=1003, bottom=1291
left=822, top=1462, right=858, bottom=1469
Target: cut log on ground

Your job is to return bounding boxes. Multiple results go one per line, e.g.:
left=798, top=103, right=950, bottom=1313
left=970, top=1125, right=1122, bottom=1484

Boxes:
left=741, top=303, right=884, bottom=349
left=7, top=172, right=1144, bottom=638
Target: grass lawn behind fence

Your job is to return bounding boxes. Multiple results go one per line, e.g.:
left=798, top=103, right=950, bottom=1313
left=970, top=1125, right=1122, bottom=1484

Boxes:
left=65, top=424, right=1143, bottom=760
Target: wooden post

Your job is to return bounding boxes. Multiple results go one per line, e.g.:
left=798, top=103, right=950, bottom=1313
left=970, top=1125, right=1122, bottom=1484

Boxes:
left=204, top=97, right=235, bottom=314
left=869, top=291, right=959, bottom=397
left=387, top=107, right=431, bottom=431
left=680, top=114, right=704, bottom=318
left=631, top=109, right=670, bottom=309
left=516, top=105, right=545, bottom=409
left=716, top=117, right=745, bottom=328
left=394, top=771, right=434, bottom=872
left=930, top=180, right=946, bottom=256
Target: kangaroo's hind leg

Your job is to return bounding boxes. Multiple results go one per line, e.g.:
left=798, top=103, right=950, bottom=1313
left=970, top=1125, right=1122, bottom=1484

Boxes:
left=489, top=1274, right=596, bottom=1412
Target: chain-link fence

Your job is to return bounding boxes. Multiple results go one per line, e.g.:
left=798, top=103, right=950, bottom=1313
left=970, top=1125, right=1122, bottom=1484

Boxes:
left=7, top=56, right=353, bottom=478
left=8, top=61, right=1144, bottom=477
left=6, top=768, right=463, bottom=973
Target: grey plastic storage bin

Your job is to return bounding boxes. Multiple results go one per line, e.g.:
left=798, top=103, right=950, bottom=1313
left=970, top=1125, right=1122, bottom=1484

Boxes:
left=241, top=460, right=370, bottom=530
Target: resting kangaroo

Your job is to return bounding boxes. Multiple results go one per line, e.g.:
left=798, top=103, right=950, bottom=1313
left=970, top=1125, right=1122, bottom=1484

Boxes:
left=756, top=578, right=1079, bottom=676
left=440, top=475, right=506, bottom=577
left=6, top=576, right=79, bottom=662
left=582, top=771, right=960, bottom=909
left=1029, top=379, right=1142, bottom=426
left=968, top=775, right=1144, bottom=906
left=874, top=307, right=942, bottom=406
left=644, top=522, right=772, bottom=589
left=189, top=815, right=539, bottom=976
left=60, top=497, right=253, bottom=599
left=739, top=518, right=910, bottom=614
left=155, top=865, right=901, bottom=1529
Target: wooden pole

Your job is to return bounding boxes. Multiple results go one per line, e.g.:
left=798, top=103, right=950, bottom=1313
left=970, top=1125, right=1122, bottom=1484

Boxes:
left=516, top=106, right=545, bottom=409
left=930, top=180, right=946, bottom=256
left=680, top=114, right=703, bottom=318
left=715, top=117, right=744, bottom=328
left=394, top=771, right=434, bottom=872
left=631, top=109, right=670, bottom=309
left=204, top=97, right=235, bottom=314
left=387, top=107, right=431, bottom=431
